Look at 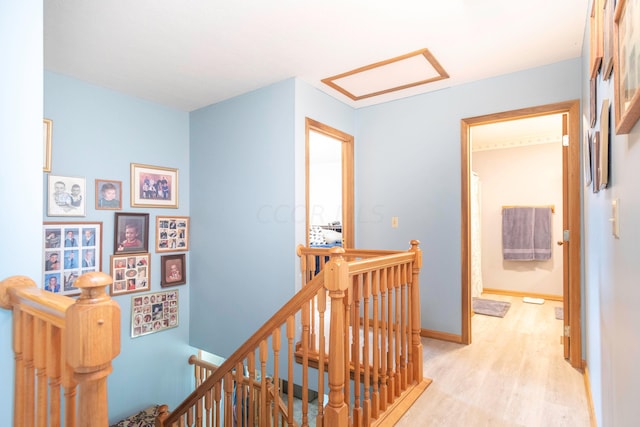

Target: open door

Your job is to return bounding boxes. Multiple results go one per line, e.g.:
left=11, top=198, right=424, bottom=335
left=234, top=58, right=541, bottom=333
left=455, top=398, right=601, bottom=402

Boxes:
left=461, top=100, right=582, bottom=368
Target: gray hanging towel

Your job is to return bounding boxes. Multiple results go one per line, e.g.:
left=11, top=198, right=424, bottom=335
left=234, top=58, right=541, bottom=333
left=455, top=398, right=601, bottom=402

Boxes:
left=502, top=206, right=552, bottom=261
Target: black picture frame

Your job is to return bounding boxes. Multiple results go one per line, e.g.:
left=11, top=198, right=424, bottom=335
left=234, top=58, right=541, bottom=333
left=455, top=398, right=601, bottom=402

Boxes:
left=114, top=212, right=149, bottom=255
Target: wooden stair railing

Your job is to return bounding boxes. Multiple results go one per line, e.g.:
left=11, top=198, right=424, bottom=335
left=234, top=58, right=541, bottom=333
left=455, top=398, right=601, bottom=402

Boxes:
left=158, top=241, right=428, bottom=427
left=0, top=272, right=120, bottom=427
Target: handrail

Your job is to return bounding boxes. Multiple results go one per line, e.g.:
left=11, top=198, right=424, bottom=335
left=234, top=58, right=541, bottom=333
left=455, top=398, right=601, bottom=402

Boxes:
left=158, top=271, right=326, bottom=425
left=1, top=272, right=119, bottom=427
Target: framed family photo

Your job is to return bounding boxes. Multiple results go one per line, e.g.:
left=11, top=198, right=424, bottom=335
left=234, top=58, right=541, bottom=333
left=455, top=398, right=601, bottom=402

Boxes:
left=43, top=221, right=102, bottom=296
left=110, top=253, right=150, bottom=296
left=43, top=119, right=52, bottom=172
left=156, top=216, right=190, bottom=252
left=130, top=163, right=178, bottom=208
left=161, top=254, right=186, bottom=287
left=114, top=212, right=149, bottom=254
left=95, top=179, right=122, bottom=210
left=131, top=289, right=179, bottom=338
left=47, top=175, right=86, bottom=217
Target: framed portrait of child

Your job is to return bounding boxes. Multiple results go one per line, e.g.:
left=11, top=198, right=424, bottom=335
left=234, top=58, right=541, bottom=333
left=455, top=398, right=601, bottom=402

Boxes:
left=95, top=179, right=122, bottom=210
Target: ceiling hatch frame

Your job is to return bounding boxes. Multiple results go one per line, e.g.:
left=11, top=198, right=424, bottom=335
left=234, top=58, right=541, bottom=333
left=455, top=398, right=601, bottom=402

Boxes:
left=321, top=48, right=449, bottom=101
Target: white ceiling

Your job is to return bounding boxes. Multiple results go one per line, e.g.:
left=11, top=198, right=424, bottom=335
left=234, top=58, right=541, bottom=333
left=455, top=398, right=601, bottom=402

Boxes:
left=44, top=0, right=589, bottom=114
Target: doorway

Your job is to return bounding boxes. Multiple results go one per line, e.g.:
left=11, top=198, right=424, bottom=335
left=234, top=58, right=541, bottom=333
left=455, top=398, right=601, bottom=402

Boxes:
left=305, top=118, right=354, bottom=249
left=460, top=100, right=582, bottom=368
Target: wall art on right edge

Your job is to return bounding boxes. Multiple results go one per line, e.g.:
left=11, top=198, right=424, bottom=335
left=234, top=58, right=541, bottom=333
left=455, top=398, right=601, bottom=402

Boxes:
left=613, top=0, right=640, bottom=133
left=131, top=289, right=179, bottom=338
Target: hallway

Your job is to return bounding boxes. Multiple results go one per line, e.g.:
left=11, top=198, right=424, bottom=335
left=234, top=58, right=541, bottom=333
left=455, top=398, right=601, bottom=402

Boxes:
left=395, top=294, right=591, bottom=426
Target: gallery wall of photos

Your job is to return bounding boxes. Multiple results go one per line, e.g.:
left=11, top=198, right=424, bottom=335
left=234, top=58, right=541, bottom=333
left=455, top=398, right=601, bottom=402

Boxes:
left=42, top=145, right=189, bottom=337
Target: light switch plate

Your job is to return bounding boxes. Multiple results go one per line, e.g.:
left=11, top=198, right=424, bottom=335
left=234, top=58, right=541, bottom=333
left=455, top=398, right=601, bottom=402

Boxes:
left=611, top=199, right=620, bottom=238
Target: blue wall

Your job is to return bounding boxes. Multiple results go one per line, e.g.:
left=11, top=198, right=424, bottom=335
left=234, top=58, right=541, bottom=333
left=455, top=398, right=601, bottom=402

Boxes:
left=43, top=71, right=195, bottom=423
left=0, top=1, right=43, bottom=423
left=355, top=59, right=582, bottom=334
left=189, top=79, right=297, bottom=357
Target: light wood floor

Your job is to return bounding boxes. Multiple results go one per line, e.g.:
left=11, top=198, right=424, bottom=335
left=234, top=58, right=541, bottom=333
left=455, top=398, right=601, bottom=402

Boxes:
left=394, top=294, right=592, bottom=427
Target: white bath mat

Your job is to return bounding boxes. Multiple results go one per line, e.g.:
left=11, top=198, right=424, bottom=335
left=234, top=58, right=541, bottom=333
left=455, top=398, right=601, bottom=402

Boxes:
left=523, top=296, right=545, bottom=304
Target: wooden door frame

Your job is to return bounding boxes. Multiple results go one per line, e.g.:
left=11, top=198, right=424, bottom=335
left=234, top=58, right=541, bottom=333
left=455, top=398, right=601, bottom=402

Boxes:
left=305, top=117, right=354, bottom=249
left=460, top=100, right=582, bottom=368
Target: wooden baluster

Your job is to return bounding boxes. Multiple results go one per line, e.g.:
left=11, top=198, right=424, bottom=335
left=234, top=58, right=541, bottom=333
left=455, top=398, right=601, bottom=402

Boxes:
left=324, top=247, right=349, bottom=427
left=62, top=354, right=77, bottom=427
left=352, top=275, right=362, bottom=427
left=34, top=318, right=47, bottom=427
left=371, top=269, right=380, bottom=419
left=204, top=387, right=212, bottom=427
left=362, top=271, right=372, bottom=426
left=256, top=343, right=265, bottom=427
left=286, top=316, right=295, bottom=427
left=247, top=350, right=256, bottom=427
left=23, top=311, right=36, bottom=426
left=186, top=406, right=194, bottom=426
left=399, top=263, right=408, bottom=390
left=379, top=268, right=388, bottom=412
left=343, top=285, right=352, bottom=425
left=224, top=372, right=233, bottom=427
left=64, top=272, right=119, bottom=427
left=393, top=265, right=401, bottom=398
left=315, top=288, right=326, bottom=427
left=409, top=241, right=423, bottom=383
left=386, top=267, right=396, bottom=403
left=272, top=328, right=281, bottom=427
left=48, top=324, right=62, bottom=427
left=214, top=381, right=222, bottom=427
left=301, top=299, right=310, bottom=427
left=235, top=361, right=244, bottom=427
left=405, top=262, right=413, bottom=385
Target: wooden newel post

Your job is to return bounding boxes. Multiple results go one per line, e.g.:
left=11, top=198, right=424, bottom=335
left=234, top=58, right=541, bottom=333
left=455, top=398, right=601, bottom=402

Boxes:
left=65, top=272, right=120, bottom=427
left=324, top=247, right=349, bottom=427
left=409, top=240, right=423, bottom=382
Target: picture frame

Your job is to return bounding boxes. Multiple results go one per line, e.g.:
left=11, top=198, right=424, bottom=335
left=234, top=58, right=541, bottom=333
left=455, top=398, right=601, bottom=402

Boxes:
left=156, top=216, right=190, bottom=252
left=110, top=253, right=150, bottom=296
left=584, top=128, right=593, bottom=187
left=47, top=175, right=87, bottom=217
left=590, top=77, right=598, bottom=128
left=602, top=0, right=616, bottom=80
left=161, top=254, right=186, bottom=287
left=114, top=212, right=149, bottom=254
left=43, top=221, right=102, bottom=296
left=590, top=0, right=604, bottom=78
left=43, top=118, right=52, bottom=172
left=599, top=99, right=611, bottom=190
left=131, top=289, right=179, bottom=338
left=130, top=163, right=179, bottom=208
left=592, top=131, right=601, bottom=193
left=95, top=179, right=123, bottom=210
left=613, top=0, right=640, bottom=134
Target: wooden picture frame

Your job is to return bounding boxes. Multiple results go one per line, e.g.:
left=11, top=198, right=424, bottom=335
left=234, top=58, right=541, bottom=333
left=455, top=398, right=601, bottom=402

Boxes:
left=590, top=0, right=604, bottom=78
left=592, top=131, right=601, bottom=193
left=599, top=99, right=611, bottom=190
left=161, top=254, right=186, bottom=287
left=114, top=212, right=149, bottom=254
left=156, top=216, right=190, bottom=252
left=131, top=289, right=179, bottom=338
left=110, top=253, right=150, bottom=296
left=43, top=118, right=52, bottom=172
left=130, top=163, right=179, bottom=208
left=47, top=175, right=86, bottom=217
left=613, top=0, right=640, bottom=134
left=603, top=0, right=616, bottom=80
left=43, top=221, right=102, bottom=296
left=584, top=129, right=593, bottom=187
left=590, top=77, right=598, bottom=128
left=95, top=179, right=122, bottom=210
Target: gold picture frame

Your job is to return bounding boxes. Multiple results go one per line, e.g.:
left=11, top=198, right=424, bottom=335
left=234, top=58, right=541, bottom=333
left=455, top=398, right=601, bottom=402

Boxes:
left=43, top=118, right=52, bottom=172
left=130, top=163, right=179, bottom=208
left=613, top=0, right=640, bottom=134
left=110, top=253, right=151, bottom=296
left=590, top=0, right=604, bottom=78
left=156, top=216, right=190, bottom=252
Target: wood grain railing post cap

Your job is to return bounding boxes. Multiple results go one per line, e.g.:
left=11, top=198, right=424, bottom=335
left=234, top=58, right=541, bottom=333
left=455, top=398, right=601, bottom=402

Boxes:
left=0, top=275, right=37, bottom=309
